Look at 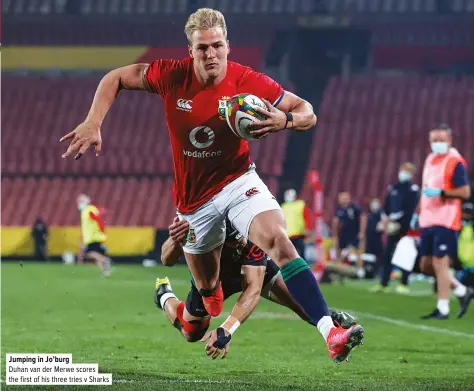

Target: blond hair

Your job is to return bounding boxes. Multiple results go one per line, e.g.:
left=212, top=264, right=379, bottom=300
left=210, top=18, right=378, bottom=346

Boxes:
left=184, top=8, right=227, bottom=44
left=400, top=161, right=416, bottom=174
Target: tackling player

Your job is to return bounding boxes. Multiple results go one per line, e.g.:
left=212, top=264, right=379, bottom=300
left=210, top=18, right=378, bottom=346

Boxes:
left=154, top=217, right=357, bottom=361
left=60, top=8, right=364, bottom=362
left=77, top=194, right=111, bottom=277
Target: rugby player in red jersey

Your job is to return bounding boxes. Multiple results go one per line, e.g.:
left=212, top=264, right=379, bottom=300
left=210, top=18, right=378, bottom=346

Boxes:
left=60, top=8, right=364, bottom=363
left=154, top=217, right=357, bottom=360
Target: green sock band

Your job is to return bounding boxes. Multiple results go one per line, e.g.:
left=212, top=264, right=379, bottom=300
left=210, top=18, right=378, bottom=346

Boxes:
left=281, top=258, right=310, bottom=282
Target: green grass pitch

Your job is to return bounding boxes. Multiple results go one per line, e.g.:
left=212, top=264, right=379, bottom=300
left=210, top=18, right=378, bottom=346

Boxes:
left=2, top=263, right=474, bottom=391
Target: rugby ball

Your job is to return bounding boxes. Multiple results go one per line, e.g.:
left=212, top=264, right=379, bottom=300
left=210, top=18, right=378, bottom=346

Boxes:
left=225, top=93, right=268, bottom=140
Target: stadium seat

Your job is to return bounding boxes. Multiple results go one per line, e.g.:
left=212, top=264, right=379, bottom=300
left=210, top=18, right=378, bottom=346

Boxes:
left=302, top=75, right=474, bottom=221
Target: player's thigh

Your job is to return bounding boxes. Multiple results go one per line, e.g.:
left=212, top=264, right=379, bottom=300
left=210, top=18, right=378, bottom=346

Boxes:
left=178, top=201, right=225, bottom=288
left=178, top=200, right=226, bottom=254
left=248, top=210, right=298, bottom=264
left=223, top=169, right=282, bottom=238
left=419, top=227, right=434, bottom=258
left=432, top=226, right=459, bottom=260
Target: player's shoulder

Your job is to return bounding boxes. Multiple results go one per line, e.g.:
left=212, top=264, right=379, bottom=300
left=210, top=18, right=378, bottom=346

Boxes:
left=230, top=61, right=270, bottom=85
left=148, top=57, right=192, bottom=84
left=228, top=61, right=253, bottom=83
left=87, top=204, right=99, bottom=214
left=150, top=57, right=192, bottom=70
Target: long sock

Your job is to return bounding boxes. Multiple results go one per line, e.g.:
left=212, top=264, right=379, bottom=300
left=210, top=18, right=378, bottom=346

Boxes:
left=281, top=258, right=333, bottom=340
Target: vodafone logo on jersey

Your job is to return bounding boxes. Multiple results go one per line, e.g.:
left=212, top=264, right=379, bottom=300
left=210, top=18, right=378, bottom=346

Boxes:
left=183, top=126, right=223, bottom=159
left=176, top=99, right=193, bottom=112
left=189, top=126, right=215, bottom=149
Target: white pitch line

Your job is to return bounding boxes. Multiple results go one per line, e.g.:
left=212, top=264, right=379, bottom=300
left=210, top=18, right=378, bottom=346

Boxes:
left=216, top=310, right=474, bottom=339
left=346, top=309, right=474, bottom=339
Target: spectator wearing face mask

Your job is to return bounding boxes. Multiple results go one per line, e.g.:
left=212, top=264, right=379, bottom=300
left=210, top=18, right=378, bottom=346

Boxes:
left=413, top=124, right=472, bottom=319
left=370, top=162, right=420, bottom=294
left=361, top=199, right=384, bottom=278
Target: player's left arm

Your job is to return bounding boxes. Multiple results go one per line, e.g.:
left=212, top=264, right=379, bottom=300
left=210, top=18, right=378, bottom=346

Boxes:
left=275, top=91, right=317, bottom=131
left=250, top=91, right=317, bottom=137
left=444, top=163, right=471, bottom=200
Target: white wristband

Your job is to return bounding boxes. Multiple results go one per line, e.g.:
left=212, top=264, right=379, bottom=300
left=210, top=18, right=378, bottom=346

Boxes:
left=220, top=315, right=241, bottom=335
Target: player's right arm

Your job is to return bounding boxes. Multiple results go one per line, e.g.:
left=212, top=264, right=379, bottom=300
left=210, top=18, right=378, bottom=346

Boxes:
left=60, top=64, right=149, bottom=160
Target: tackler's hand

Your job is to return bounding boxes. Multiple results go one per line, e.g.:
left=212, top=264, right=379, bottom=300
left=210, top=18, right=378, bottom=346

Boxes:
left=200, top=327, right=232, bottom=360
left=169, top=217, right=190, bottom=245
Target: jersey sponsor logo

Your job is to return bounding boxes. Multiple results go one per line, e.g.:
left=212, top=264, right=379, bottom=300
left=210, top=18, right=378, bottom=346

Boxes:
left=183, top=150, right=223, bottom=158
left=189, top=126, right=215, bottom=149
left=176, top=99, right=193, bottom=112
left=245, top=187, right=260, bottom=198
left=184, top=126, right=223, bottom=158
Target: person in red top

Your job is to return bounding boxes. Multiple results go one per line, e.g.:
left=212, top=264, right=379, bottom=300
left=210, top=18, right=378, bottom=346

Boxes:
left=60, top=8, right=363, bottom=363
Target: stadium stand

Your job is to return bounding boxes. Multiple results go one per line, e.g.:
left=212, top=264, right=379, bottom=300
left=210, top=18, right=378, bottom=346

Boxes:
left=301, top=74, right=474, bottom=220
left=0, top=176, right=278, bottom=227
left=1, top=76, right=287, bottom=177
left=1, top=74, right=284, bottom=228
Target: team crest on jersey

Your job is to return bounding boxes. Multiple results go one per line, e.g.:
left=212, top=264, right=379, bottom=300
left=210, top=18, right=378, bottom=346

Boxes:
left=186, top=228, right=196, bottom=244
left=218, top=96, right=230, bottom=120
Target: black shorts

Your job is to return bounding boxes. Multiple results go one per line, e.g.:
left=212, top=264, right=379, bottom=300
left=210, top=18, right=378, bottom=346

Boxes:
left=185, top=258, right=281, bottom=318
left=84, top=242, right=107, bottom=256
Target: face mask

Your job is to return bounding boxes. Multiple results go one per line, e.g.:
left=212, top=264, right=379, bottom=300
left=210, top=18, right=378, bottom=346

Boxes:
left=398, top=171, right=412, bottom=183
left=431, top=141, right=449, bottom=155
left=77, top=203, right=87, bottom=211
left=370, top=202, right=380, bottom=213
left=284, top=190, right=296, bottom=203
